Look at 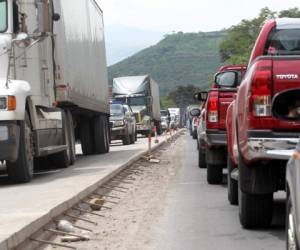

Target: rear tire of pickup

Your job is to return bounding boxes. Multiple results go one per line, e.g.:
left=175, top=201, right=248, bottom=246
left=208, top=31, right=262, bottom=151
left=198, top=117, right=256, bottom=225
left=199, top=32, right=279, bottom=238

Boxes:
left=227, top=154, right=238, bottom=205
left=207, top=164, right=223, bottom=184
left=49, top=111, right=71, bottom=168
left=239, top=189, right=273, bottom=228
left=7, top=112, right=34, bottom=183
left=80, top=118, right=94, bottom=155
left=198, top=140, right=206, bottom=168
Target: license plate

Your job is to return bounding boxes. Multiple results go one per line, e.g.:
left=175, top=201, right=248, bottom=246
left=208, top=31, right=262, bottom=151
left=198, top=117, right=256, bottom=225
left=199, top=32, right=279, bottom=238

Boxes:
left=0, top=126, right=8, bottom=141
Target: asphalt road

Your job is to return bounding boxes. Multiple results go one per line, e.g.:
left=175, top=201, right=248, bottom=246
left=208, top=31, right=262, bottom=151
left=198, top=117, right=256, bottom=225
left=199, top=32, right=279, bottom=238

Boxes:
left=153, top=134, right=285, bottom=250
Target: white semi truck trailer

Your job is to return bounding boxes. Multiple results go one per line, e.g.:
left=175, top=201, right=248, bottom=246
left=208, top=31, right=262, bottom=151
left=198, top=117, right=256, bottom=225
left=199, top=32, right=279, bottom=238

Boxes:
left=0, top=0, right=110, bottom=183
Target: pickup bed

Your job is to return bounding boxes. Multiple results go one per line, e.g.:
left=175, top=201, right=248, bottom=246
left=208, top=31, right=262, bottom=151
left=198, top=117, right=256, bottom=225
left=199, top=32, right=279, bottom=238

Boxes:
left=226, top=18, right=300, bottom=228
left=197, top=65, right=246, bottom=184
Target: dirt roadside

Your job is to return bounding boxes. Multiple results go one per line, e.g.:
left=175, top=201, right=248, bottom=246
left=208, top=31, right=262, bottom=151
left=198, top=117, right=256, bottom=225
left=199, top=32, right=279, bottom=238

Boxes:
left=43, top=132, right=185, bottom=250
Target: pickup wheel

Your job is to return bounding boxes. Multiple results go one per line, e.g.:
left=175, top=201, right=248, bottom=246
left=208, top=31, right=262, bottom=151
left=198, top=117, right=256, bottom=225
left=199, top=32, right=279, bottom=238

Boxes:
left=122, top=132, right=131, bottom=145
left=49, top=111, right=71, bottom=168
left=7, top=112, right=34, bottom=183
left=80, top=118, right=94, bottom=155
left=198, top=140, right=206, bottom=168
left=207, top=164, right=223, bottom=184
left=130, top=129, right=136, bottom=144
left=227, top=154, right=238, bottom=205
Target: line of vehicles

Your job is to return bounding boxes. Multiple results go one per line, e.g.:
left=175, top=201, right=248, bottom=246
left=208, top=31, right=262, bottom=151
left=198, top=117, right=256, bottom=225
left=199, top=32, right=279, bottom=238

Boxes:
left=0, top=0, right=182, bottom=184
left=190, top=18, right=300, bottom=249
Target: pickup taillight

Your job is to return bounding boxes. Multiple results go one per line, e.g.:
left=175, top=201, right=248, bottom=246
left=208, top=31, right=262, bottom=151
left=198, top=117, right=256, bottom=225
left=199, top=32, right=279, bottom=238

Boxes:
left=206, top=91, right=219, bottom=129
left=248, top=60, right=273, bottom=128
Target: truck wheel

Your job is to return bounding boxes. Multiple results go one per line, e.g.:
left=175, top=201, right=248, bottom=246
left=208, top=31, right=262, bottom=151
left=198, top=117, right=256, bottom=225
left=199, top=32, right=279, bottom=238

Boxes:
left=207, top=164, right=223, bottom=184
left=7, top=112, right=34, bottom=183
left=198, top=140, right=206, bottom=168
left=227, top=154, right=238, bottom=205
left=49, top=111, right=70, bottom=168
left=93, top=115, right=109, bottom=154
left=66, top=110, right=76, bottom=165
left=80, top=118, right=94, bottom=155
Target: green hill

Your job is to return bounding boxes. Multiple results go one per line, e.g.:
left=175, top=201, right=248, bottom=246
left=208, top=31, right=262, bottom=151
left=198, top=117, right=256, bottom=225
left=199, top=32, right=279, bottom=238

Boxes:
left=108, top=31, right=226, bottom=96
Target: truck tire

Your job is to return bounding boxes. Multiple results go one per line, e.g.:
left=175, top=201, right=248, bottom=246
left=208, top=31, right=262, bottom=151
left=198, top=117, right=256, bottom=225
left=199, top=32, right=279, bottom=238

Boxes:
left=49, top=111, right=70, bottom=168
left=93, top=115, right=109, bottom=154
left=80, top=118, right=94, bottom=155
left=198, top=140, right=206, bottom=168
left=66, top=110, right=76, bottom=165
left=207, top=164, right=223, bottom=184
left=227, top=154, right=238, bottom=205
left=7, top=112, right=34, bottom=183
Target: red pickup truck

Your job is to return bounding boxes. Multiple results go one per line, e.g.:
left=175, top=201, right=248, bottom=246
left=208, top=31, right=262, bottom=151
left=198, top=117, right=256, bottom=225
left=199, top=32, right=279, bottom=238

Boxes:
left=196, top=65, right=246, bottom=184
left=226, top=18, right=300, bottom=228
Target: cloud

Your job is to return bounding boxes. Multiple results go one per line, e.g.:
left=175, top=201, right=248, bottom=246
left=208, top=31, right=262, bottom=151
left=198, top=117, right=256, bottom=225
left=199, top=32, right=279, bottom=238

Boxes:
left=97, top=0, right=299, bottom=32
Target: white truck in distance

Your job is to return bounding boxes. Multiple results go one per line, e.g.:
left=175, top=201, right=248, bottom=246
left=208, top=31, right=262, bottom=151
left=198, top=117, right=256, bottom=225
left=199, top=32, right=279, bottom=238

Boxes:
left=0, top=0, right=110, bottom=183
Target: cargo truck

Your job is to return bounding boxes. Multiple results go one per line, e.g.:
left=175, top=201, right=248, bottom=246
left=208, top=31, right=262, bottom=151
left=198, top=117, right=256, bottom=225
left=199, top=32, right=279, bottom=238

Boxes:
left=0, top=0, right=110, bottom=183
left=112, top=75, right=161, bottom=136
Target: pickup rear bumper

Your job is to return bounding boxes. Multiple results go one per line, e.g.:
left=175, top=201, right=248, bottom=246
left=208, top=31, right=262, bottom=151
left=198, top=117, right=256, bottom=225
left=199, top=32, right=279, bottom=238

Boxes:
left=206, top=129, right=227, bottom=146
left=247, top=130, right=299, bottom=161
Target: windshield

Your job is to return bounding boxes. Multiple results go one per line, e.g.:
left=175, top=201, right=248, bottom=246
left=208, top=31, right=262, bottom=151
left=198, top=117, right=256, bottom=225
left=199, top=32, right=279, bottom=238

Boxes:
left=265, top=28, right=300, bottom=55
left=160, top=110, right=169, bottom=117
left=0, top=0, right=7, bottom=33
left=129, top=97, right=146, bottom=106
left=110, top=104, right=124, bottom=116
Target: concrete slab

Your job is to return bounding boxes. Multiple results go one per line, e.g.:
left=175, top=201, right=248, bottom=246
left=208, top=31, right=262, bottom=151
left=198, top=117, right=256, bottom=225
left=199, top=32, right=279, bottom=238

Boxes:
left=0, top=132, right=179, bottom=250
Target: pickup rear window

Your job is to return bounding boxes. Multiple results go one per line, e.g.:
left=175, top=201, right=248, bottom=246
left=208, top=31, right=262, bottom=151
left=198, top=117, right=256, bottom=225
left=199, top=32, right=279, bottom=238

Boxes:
left=265, top=28, right=300, bottom=55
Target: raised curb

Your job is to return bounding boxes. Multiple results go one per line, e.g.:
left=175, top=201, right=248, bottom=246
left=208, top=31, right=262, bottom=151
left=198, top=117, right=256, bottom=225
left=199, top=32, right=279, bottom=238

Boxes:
left=0, top=130, right=182, bottom=250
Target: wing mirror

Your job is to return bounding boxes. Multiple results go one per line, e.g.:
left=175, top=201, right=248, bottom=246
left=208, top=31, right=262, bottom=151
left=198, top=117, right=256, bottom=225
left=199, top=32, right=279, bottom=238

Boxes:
left=12, top=32, right=30, bottom=48
left=272, top=88, right=300, bottom=120
left=194, top=91, right=208, bottom=102
left=215, top=71, right=239, bottom=88
left=190, top=108, right=201, bottom=117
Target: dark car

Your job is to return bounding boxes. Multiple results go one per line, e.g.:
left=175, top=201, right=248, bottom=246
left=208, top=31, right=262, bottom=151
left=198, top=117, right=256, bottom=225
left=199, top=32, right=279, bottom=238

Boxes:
left=110, top=103, right=137, bottom=145
left=272, top=88, right=300, bottom=249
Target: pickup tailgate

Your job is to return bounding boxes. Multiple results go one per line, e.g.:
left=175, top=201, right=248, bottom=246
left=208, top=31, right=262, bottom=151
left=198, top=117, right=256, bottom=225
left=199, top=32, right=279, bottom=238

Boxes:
left=272, top=57, right=300, bottom=130
left=218, top=89, right=237, bottom=129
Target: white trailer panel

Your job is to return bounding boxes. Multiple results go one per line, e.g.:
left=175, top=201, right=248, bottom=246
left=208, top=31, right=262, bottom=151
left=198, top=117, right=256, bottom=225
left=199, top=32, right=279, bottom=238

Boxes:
left=53, top=0, right=109, bottom=113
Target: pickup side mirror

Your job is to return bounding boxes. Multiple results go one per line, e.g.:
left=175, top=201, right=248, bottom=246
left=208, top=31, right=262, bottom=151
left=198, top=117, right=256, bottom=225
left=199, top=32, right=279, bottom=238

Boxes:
left=190, top=108, right=201, bottom=117
left=272, top=88, right=300, bottom=120
left=194, top=91, right=208, bottom=102
left=215, top=71, right=239, bottom=88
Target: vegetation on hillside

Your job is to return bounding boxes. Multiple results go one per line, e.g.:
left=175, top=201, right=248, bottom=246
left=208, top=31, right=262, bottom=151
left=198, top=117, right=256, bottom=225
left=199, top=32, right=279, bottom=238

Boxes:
left=108, top=31, right=226, bottom=96
left=219, top=7, right=300, bottom=64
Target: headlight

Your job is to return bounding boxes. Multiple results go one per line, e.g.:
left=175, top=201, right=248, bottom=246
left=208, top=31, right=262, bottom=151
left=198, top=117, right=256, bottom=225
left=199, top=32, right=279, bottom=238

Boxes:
left=0, top=96, right=16, bottom=111
left=113, top=120, right=125, bottom=127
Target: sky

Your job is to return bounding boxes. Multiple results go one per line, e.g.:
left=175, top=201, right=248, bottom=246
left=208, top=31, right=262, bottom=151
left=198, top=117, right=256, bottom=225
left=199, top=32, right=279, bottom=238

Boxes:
left=97, top=0, right=300, bottom=64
